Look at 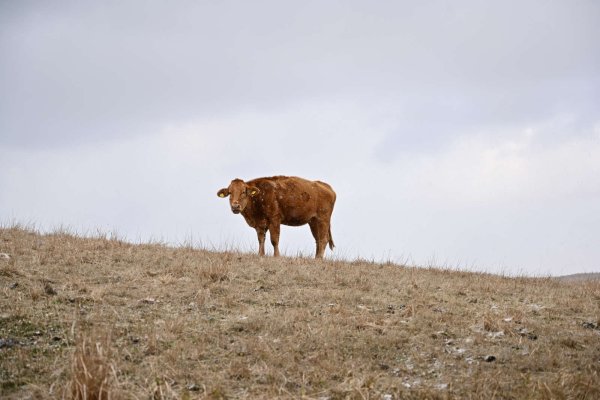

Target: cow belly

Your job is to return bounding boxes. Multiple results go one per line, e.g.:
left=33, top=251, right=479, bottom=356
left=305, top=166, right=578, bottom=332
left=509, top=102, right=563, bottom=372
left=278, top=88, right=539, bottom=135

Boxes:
left=277, top=198, right=316, bottom=227
left=280, top=206, right=313, bottom=226
left=282, top=216, right=309, bottom=226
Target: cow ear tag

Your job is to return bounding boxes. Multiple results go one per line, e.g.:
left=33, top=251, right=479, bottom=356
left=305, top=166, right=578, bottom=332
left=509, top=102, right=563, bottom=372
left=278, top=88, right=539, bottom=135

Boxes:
left=250, top=190, right=257, bottom=196
left=218, top=193, right=225, bottom=197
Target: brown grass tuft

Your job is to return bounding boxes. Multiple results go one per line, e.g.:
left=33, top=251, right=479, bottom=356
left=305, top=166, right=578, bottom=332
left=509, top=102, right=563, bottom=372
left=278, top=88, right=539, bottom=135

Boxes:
left=66, top=330, right=118, bottom=400
left=199, top=261, right=231, bottom=283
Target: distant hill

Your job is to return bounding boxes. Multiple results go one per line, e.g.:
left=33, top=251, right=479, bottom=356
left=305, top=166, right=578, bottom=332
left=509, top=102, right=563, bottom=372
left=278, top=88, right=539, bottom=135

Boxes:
left=556, top=272, right=600, bottom=282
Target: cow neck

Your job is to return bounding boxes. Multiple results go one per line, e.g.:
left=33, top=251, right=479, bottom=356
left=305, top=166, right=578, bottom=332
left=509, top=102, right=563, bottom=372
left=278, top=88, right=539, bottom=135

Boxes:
left=241, top=196, right=259, bottom=221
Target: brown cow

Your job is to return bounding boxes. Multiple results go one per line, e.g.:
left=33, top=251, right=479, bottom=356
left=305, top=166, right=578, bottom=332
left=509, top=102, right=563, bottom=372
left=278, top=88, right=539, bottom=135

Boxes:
left=217, top=176, right=336, bottom=258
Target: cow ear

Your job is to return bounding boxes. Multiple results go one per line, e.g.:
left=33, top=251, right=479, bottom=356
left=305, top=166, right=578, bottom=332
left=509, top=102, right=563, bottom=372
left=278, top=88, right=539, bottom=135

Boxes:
left=217, top=188, right=229, bottom=198
left=247, top=186, right=260, bottom=197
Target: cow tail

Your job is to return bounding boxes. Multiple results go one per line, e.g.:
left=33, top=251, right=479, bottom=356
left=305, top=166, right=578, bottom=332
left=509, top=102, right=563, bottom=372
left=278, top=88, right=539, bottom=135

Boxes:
left=328, top=226, right=335, bottom=250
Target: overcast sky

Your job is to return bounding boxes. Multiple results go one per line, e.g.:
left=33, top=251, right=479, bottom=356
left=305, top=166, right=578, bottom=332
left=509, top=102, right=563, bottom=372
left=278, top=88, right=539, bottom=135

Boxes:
left=1, top=1, right=599, bottom=276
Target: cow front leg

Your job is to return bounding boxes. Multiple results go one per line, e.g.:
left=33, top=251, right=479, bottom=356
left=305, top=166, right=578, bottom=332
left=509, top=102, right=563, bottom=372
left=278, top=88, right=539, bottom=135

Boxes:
left=268, top=223, right=281, bottom=257
left=256, top=227, right=267, bottom=256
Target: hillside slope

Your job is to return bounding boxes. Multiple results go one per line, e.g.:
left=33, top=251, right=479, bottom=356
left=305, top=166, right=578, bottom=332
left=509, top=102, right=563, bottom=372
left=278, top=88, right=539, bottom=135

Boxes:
left=1, top=227, right=599, bottom=399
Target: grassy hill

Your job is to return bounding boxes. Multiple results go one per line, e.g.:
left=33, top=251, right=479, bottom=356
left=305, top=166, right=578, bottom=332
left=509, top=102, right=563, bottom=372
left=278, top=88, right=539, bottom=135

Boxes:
left=1, top=226, right=599, bottom=399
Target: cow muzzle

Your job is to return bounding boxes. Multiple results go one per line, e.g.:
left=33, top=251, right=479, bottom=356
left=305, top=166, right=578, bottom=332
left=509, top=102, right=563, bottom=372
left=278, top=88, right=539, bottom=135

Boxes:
left=231, top=204, right=242, bottom=214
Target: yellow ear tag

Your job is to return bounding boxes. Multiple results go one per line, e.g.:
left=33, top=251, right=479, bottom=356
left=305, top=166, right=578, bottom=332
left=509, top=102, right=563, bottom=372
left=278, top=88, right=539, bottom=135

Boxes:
left=251, top=190, right=257, bottom=196
left=219, top=193, right=225, bottom=197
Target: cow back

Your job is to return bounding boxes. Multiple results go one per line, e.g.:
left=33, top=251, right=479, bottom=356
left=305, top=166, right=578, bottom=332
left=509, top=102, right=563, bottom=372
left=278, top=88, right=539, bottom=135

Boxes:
left=247, top=176, right=335, bottom=227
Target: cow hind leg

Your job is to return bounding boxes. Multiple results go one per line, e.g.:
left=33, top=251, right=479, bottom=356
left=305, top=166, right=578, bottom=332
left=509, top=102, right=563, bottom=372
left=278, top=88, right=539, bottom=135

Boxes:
left=309, top=220, right=320, bottom=257
left=268, top=223, right=281, bottom=257
left=309, top=219, right=329, bottom=259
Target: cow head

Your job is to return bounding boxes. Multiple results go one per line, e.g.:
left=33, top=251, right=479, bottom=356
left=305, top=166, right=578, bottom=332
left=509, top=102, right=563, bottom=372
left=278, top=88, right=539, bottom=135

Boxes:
left=217, top=179, right=260, bottom=214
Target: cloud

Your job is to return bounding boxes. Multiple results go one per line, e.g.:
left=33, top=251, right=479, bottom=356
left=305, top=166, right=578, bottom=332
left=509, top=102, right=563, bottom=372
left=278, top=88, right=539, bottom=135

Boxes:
left=1, top=1, right=599, bottom=275
left=370, top=120, right=600, bottom=274
left=0, top=99, right=383, bottom=241
left=5, top=100, right=598, bottom=275
left=2, top=1, right=599, bottom=149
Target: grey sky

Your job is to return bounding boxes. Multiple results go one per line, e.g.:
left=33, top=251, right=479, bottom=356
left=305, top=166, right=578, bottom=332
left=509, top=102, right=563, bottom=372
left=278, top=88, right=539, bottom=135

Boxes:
left=1, top=1, right=599, bottom=275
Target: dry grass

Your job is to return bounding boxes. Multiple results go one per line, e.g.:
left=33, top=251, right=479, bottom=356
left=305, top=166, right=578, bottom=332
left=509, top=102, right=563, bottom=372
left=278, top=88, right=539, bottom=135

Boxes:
left=1, top=226, right=599, bottom=399
left=67, top=330, right=118, bottom=400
